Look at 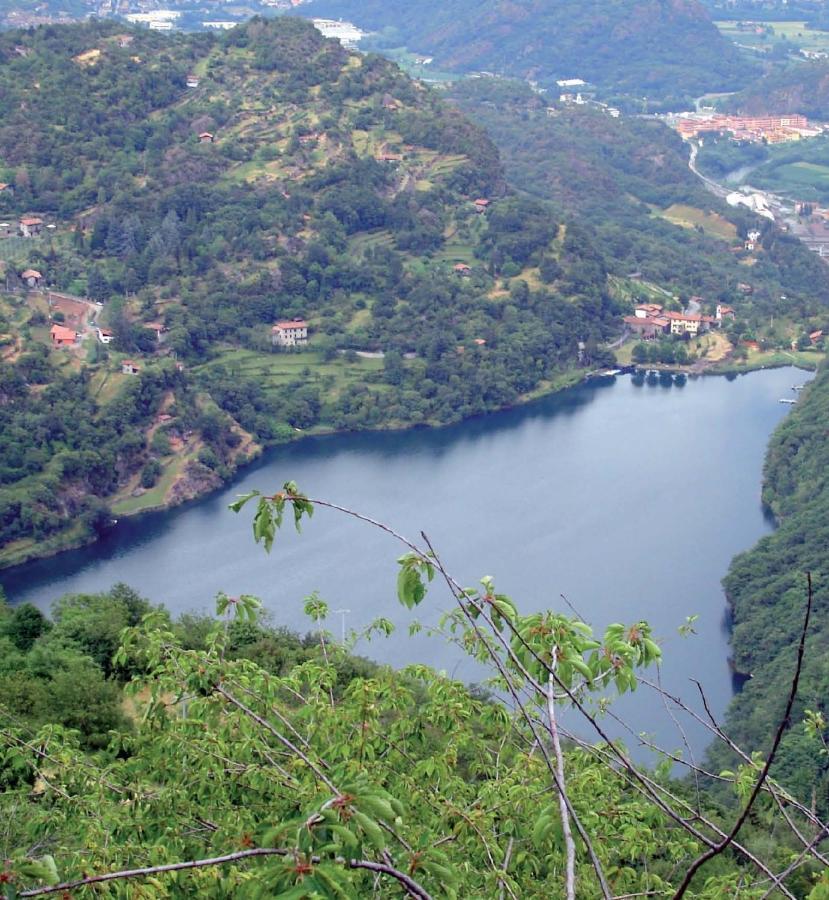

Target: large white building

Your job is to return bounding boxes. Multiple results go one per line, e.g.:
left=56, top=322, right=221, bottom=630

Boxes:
left=272, top=319, right=308, bottom=349
left=311, top=18, right=365, bottom=48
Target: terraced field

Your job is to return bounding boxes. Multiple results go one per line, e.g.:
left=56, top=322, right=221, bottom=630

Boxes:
left=195, top=348, right=386, bottom=401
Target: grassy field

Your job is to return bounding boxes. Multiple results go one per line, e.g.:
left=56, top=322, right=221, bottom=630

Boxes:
left=709, top=347, right=825, bottom=374
left=348, top=229, right=395, bottom=255
left=111, top=452, right=192, bottom=516
left=194, top=348, right=385, bottom=400
left=658, top=204, right=738, bottom=242
left=715, top=20, right=829, bottom=52
left=608, top=275, right=676, bottom=304
left=754, top=160, right=829, bottom=201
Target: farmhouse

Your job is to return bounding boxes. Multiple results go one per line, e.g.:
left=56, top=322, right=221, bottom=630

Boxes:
left=663, top=311, right=707, bottom=336
left=97, top=328, right=114, bottom=344
left=0, top=183, right=12, bottom=194
left=453, top=263, right=472, bottom=276
left=272, top=319, right=308, bottom=348
left=716, top=304, right=735, bottom=321
left=634, top=303, right=663, bottom=319
left=0, top=223, right=11, bottom=237
left=624, top=315, right=669, bottom=339
left=19, top=216, right=44, bottom=237
left=20, top=268, right=43, bottom=288
left=50, top=324, right=77, bottom=346
left=198, top=132, right=214, bottom=143
left=186, top=74, right=200, bottom=88
left=122, top=360, right=141, bottom=375
left=473, top=199, right=490, bottom=212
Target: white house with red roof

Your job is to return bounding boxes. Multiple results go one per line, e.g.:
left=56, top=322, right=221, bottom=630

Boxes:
left=272, top=319, right=308, bottom=348
left=19, top=216, right=44, bottom=237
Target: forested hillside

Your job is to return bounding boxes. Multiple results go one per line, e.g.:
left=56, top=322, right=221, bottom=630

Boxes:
left=0, top=18, right=622, bottom=566
left=304, top=0, right=752, bottom=105
left=710, top=365, right=829, bottom=813
left=725, top=61, right=829, bottom=118
left=449, top=79, right=829, bottom=327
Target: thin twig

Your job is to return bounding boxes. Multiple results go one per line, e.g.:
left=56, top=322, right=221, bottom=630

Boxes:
left=214, top=683, right=339, bottom=794
left=547, top=670, right=575, bottom=900
left=672, top=573, right=814, bottom=899
left=18, top=848, right=433, bottom=899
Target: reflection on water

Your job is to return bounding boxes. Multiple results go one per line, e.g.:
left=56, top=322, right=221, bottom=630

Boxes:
left=2, top=368, right=811, bottom=757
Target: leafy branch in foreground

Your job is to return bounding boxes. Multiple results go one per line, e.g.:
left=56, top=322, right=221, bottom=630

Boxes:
left=0, top=486, right=823, bottom=898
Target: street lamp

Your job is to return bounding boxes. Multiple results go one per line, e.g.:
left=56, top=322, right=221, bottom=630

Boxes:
left=333, top=608, right=351, bottom=644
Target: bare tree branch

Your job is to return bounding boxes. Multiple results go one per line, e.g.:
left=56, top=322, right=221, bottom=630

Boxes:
left=547, top=670, right=575, bottom=900
left=671, top=573, right=814, bottom=899
left=18, top=848, right=433, bottom=899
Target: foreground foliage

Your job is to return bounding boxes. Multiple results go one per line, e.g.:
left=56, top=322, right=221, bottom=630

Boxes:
left=2, top=486, right=828, bottom=897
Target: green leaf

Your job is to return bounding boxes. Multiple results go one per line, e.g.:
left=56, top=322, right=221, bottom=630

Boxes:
left=229, top=490, right=260, bottom=513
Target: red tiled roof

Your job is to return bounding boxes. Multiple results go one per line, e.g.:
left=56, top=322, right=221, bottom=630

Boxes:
left=20, top=216, right=43, bottom=226
left=664, top=311, right=702, bottom=322
left=21, top=269, right=42, bottom=279
left=273, top=320, right=308, bottom=330
left=50, top=324, right=76, bottom=341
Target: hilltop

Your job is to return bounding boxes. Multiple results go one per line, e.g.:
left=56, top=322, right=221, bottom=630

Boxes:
left=304, top=0, right=752, bottom=105
left=725, top=61, right=829, bottom=118
left=0, top=18, right=621, bottom=566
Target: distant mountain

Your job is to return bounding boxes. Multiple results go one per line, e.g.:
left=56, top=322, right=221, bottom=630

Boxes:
left=449, top=78, right=829, bottom=317
left=0, top=18, right=625, bottom=565
left=726, top=62, right=829, bottom=118
left=304, top=0, right=753, bottom=103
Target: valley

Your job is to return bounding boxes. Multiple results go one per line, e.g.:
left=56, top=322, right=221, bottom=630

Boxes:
left=2, top=4, right=829, bottom=897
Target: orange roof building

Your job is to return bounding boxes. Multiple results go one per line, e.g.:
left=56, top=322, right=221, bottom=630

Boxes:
left=50, top=324, right=76, bottom=345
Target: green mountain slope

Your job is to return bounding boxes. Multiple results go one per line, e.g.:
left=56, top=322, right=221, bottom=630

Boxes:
left=708, top=364, right=829, bottom=815
left=304, top=0, right=753, bottom=104
left=449, top=79, right=829, bottom=327
left=0, top=18, right=621, bottom=565
left=726, top=61, right=829, bottom=118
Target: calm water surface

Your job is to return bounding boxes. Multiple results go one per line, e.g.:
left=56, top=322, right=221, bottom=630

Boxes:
left=3, top=368, right=810, bottom=756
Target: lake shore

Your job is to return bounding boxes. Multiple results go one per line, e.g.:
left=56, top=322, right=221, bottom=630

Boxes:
left=0, top=365, right=587, bottom=571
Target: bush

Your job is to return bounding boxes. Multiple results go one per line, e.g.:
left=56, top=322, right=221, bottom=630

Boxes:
left=140, top=458, right=162, bottom=488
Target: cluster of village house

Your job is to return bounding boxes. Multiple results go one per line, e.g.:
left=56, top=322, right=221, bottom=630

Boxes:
left=671, top=113, right=820, bottom=144
left=623, top=302, right=735, bottom=340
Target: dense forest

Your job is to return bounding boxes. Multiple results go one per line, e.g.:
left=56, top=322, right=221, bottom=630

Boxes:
left=2, top=501, right=829, bottom=897
left=0, top=19, right=624, bottom=565
left=304, top=0, right=753, bottom=106
left=708, top=365, right=829, bottom=815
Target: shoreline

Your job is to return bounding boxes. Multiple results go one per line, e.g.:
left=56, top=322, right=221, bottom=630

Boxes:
left=0, top=366, right=586, bottom=572
left=0, top=355, right=817, bottom=573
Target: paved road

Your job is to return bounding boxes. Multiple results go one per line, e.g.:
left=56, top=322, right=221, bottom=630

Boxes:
left=687, top=142, right=730, bottom=200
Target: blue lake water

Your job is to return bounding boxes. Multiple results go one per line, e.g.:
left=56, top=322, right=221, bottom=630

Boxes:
left=3, top=367, right=811, bottom=758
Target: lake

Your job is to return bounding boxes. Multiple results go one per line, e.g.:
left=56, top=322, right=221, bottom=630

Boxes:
left=2, top=367, right=810, bottom=759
